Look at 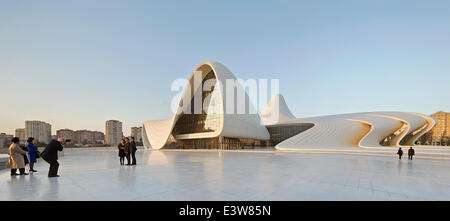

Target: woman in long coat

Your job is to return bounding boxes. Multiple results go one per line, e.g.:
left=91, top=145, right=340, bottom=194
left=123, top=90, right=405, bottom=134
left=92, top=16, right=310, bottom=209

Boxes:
left=8, top=137, right=28, bottom=176
left=27, top=137, right=38, bottom=172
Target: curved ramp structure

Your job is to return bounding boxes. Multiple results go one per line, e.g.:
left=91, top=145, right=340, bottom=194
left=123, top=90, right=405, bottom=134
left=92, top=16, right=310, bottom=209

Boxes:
left=351, top=114, right=404, bottom=148
left=275, top=112, right=436, bottom=150
left=401, top=113, right=437, bottom=146
left=275, top=118, right=370, bottom=149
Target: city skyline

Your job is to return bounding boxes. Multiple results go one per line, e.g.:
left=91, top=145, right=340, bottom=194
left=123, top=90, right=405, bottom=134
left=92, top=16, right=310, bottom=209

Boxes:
left=0, top=119, right=139, bottom=139
left=1, top=1, right=450, bottom=135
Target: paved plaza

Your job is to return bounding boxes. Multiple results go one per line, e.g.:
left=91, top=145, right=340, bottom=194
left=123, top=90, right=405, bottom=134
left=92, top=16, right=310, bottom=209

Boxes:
left=1, top=147, right=450, bottom=201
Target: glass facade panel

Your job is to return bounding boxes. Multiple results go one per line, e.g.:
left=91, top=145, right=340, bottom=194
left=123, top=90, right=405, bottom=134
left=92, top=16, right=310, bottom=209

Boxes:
left=172, top=71, right=223, bottom=135
left=168, top=123, right=314, bottom=149
left=175, top=138, right=220, bottom=149
left=267, top=124, right=314, bottom=146
left=222, top=137, right=268, bottom=149
left=166, top=137, right=268, bottom=149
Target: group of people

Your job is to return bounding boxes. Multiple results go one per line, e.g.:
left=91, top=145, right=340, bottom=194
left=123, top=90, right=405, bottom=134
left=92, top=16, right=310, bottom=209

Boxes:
left=7, top=137, right=65, bottom=177
left=397, top=147, right=415, bottom=160
left=7, top=135, right=135, bottom=178
left=117, top=136, right=137, bottom=165
left=7, top=137, right=38, bottom=175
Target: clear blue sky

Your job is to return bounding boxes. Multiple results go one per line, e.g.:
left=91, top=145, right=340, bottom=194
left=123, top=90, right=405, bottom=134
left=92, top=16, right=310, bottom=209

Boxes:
left=1, top=0, right=449, bottom=136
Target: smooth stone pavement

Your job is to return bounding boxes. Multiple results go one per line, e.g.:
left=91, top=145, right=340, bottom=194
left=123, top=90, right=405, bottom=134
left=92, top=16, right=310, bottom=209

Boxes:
left=1, top=147, right=450, bottom=201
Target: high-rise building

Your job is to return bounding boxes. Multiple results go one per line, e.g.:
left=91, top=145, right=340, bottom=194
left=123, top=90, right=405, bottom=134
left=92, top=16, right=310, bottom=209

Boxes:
left=0, top=133, right=13, bottom=147
left=430, top=111, right=450, bottom=144
left=105, top=120, right=123, bottom=145
left=131, top=126, right=143, bottom=143
left=25, top=120, right=52, bottom=144
left=15, top=128, right=26, bottom=141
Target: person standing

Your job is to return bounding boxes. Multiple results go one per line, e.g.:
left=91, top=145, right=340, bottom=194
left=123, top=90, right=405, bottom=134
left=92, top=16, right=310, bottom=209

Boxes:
left=118, top=139, right=126, bottom=165
left=8, top=137, right=28, bottom=176
left=408, top=147, right=415, bottom=160
left=124, top=137, right=131, bottom=165
left=26, top=137, right=38, bottom=172
left=130, top=136, right=137, bottom=165
left=40, top=138, right=64, bottom=177
left=397, top=147, right=403, bottom=159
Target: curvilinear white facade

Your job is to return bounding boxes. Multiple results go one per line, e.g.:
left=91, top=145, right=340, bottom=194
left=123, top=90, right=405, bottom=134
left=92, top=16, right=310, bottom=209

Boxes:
left=142, top=61, right=436, bottom=150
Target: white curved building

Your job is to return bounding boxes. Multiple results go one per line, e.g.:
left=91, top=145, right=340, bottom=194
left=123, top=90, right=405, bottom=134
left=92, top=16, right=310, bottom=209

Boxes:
left=143, top=61, right=270, bottom=150
left=142, top=61, right=436, bottom=150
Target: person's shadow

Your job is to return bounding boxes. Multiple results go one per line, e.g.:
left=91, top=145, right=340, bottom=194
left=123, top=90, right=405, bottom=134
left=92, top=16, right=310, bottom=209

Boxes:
left=7, top=175, right=21, bottom=200
left=40, top=177, right=60, bottom=200
left=406, top=160, right=413, bottom=176
left=28, top=173, right=40, bottom=199
left=397, top=159, right=402, bottom=174
left=118, top=165, right=137, bottom=191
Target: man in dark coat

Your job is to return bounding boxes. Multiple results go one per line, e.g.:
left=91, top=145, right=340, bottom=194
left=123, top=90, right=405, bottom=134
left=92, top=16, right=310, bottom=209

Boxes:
left=408, top=147, right=415, bottom=160
left=130, top=137, right=137, bottom=165
left=40, top=138, right=64, bottom=177
left=124, top=137, right=131, bottom=165
left=397, top=147, right=403, bottom=159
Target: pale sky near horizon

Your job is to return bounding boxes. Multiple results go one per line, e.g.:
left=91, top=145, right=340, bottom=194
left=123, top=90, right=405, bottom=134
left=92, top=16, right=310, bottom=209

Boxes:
left=1, top=0, right=450, bottom=136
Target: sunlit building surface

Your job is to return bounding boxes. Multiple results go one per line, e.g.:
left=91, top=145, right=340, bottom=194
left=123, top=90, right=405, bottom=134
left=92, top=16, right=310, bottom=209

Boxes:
left=142, top=61, right=436, bottom=150
left=429, top=111, right=450, bottom=145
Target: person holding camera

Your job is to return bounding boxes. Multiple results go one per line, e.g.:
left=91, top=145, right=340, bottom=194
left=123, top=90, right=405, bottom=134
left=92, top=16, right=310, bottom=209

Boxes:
left=40, top=138, right=65, bottom=178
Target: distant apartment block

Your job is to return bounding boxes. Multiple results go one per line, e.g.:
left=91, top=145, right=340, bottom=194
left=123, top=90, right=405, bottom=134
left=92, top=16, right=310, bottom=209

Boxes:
left=25, top=120, right=52, bottom=144
left=77, top=130, right=95, bottom=144
left=76, top=130, right=105, bottom=144
left=430, top=111, right=450, bottom=145
left=94, top=131, right=105, bottom=144
left=0, top=133, right=13, bottom=148
left=57, top=129, right=105, bottom=145
left=15, top=128, right=26, bottom=141
left=57, top=129, right=76, bottom=141
left=131, top=126, right=143, bottom=143
left=105, top=120, right=123, bottom=145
